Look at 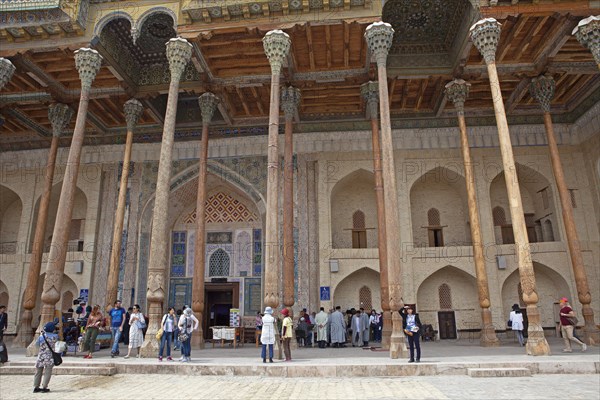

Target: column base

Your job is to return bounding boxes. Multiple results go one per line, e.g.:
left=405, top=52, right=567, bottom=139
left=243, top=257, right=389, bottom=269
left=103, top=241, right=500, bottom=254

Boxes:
left=389, top=312, right=408, bottom=359
left=525, top=326, right=551, bottom=356
left=26, top=333, right=40, bottom=357
left=583, top=324, right=600, bottom=346
left=380, top=310, right=392, bottom=350
left=479, top=324, right=500, bottom=347
left=14, top=319, right=34, bottom=348
left=191, top=329, right=205, bottom=349
left=140, top=335, right=160, bottom=358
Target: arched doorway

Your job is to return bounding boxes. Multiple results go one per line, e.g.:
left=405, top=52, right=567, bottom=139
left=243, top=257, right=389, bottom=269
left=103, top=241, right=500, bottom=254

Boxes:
left=333, top=267, right=381, bottom=312
left=0, top=185, right=23, bottom=254
left=417, top=265, right=479, bottom=339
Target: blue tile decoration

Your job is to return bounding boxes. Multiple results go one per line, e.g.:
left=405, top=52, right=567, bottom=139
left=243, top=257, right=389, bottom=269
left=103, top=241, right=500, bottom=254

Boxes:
left=253, top=229, right=262, bottom=276
left=171, top=231, right=186, bottom=277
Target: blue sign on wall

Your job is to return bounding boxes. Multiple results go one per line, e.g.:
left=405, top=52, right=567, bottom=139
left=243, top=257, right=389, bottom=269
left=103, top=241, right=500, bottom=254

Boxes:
left=320, top=286, right=330, bottom=301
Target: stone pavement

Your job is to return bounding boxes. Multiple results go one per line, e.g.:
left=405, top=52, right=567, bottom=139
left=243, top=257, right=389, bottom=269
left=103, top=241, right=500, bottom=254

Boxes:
left=0, top=373, right=599, bottom=399
left=0, top=335, right=598, bottom=399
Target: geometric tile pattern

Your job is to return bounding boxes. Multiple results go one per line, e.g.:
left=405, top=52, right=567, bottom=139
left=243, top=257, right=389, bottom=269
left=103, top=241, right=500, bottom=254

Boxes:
left=183, top=192, right=258, bottom=223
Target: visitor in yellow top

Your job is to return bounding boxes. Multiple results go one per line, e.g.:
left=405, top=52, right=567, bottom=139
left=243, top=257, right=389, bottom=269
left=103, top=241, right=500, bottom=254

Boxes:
left=281, top=308, right=293, bottom=361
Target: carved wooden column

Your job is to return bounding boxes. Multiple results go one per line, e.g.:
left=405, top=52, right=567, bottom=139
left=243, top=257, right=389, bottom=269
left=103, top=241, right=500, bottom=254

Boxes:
left=16, top=104, right=72, bottom=348
left=530, top=74, right=600, bottom=345
left=573, top=16, right=600, bottom=69
left=0, top=58, right=15, bottom=90
left=191, top=92, right=219, bottom=349
left=140, top=38, right=192, bottom=357
left=365, top=22, right=407, bottom=359
left=105, top=99, right=143, bottom=312
left=31, top=49, right=101, bottom=352
left=445, top=79, right=500, bottom=347
left=280, top=86, right=300, bottom=312
left=361, top=81, right=391, bottom=349
left=262, top=30, right=291, bottom=309
left=470, top=19, right=550, bottom=355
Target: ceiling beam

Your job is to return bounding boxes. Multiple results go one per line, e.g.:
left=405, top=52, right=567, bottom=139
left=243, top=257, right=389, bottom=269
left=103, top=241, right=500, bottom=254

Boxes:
left=4, top=107, right=51, bottom=137
left=506, top=77, right=532, bottom=114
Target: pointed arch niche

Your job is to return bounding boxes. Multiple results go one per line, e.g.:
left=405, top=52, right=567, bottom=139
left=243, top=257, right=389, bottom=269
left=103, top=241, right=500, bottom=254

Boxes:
left=330, top=169, right=377, bottom=249
left=333, top=267, right=381, bottom=311
left=0, top=185, right=22, bottom=254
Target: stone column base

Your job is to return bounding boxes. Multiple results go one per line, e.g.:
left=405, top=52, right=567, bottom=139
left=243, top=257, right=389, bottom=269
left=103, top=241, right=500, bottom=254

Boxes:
left=140, top=336, right=160, bottom=358
left=583, top=325, right=600, bottom=346
left=26, top=334, right=40, bottom=357
left=381, top=311, right=392, bottom=350
left=191, top=329, right=205, bottom=349
left=389, top=312, right=408, bottom=359
left=525, top=326, right=551, bottom=356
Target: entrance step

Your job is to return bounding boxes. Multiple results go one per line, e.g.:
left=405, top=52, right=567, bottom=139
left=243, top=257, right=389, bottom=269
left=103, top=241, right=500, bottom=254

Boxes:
left=0, top=362, right=117, bottom=376
left=467, top=367, right=532, bottom=377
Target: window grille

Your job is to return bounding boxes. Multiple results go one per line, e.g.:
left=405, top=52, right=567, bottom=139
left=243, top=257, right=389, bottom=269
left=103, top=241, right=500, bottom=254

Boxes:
left=359, top=286, right=372, bottom=311
left=352, top=210, right=366, bottom=229
left=209, top=248, right=230, bottom=277
left=492, top=206, right=506, bottom=226
left=428, top=208, right=441, bottom=226
left=438, top=283, right=452, bottom=310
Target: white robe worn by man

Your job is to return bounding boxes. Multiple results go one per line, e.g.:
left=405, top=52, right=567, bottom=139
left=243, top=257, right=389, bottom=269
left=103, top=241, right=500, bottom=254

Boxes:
left=351, top=312, right=365, bottom=347
left=329, top=308, right=346, bottom=347
left=315, top=309, right=328, bottom=348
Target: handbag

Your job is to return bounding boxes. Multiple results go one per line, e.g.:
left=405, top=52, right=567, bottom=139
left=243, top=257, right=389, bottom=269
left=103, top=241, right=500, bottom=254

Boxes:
left=507, top=319, right=512, bottom=328
left=178, top=317, right=190, bottom=342
left=136, top=319, right=147, bottom=330
left=156, top=328, right=164, bottom=341
left=42, top=334, right=62, bottom=366
left=566, top=316, right=579, bottom=326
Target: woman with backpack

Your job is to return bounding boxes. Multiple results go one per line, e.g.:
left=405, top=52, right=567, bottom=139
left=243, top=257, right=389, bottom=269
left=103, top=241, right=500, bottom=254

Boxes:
left=158, top=307, right=176, bottom=361
left=124, top=304, right=145, bottom=359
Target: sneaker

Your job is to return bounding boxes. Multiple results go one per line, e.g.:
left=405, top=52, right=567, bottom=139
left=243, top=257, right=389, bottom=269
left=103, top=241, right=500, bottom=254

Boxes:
left=179, top=356, right=185, bottom=361
left=158, top=356, right=163, bottom=361
left=167, top=356, right=173, bottom=361
left=562, top=349, right=572, bottom=353
left=124, top=355, right=130, bottom=359
left=582, top=343, right=587, bottom=352
left=41, top=389, right=50, bottom=393
left=181, top=358, right=189, bottom=363
left=33, top=387, right=42, bottom=393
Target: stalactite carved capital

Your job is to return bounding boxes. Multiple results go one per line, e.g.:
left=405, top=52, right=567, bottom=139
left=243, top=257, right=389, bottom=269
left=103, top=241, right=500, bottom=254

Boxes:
left=0, top=57, right=16, bottom=90
left=280, top=86, right=301, bottom=121
left=124, top=98, right=144, bottom=131
left=529, top=75, right=555, bottom=113
left=198, top=92, right=220, bottom=126
left=48, top=103, right=73, bottom=137
left=572, top=16, right=600, bottom=65
left=365, top=22, right=394, bottom=66
left=445, top=79, right=471, bottom=114
left=361, top=81, right=379, bottom=118
left=166, top=37, right=193, bottom=82
left=74, top=48, right=102, bottom=91
left=263, top=30, right=291, bottom=74
left=469, top=18, right=502, bottom=64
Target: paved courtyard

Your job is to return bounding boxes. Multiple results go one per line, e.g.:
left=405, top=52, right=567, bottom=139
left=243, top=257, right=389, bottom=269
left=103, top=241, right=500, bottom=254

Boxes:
left=1, top=373, right=599, bottom=399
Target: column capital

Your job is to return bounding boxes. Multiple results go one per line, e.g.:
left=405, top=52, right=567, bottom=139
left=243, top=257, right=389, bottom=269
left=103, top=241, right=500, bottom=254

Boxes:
left=469, top=18, right=502, bottom=64
left=198, top=92, right=220, bottom=125
left=0, top=57, right=16, bottom=90
left=124, top=98, right=144, bottom=131
left=572, top=16, right=600, bottom=65
left=445, top=79, right=471, bottom=114
left=361, top=81, right=379, bottom=118
left=365, top=22, right=394, bottom=66
left=166, top=37, right=193, bottom=82
left=280, top=86, right=301, bottom=122
left=263, top=30, right=291, bottom=74
left=529, top=75, right=555, bottom=113
left=48, top=103, right=73, bottom=137
left=74, top=48, right=103, bottom=91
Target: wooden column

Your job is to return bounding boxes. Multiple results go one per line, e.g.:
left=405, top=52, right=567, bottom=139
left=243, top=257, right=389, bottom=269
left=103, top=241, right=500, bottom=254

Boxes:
left=16, top=104, right=72, bottom=348
left=361, top=81, right=391, bottom=349
left=262, top=30, right=291, bottom=309
left=365, top=22, right=407, bottom=359
left=530, top=74, right=600, bottom=345
left=191, top=92, right=219, bottom=349
left=280, top=86, right=301, bottom=312
left=470, top=19, right=550, bottom=355
left=445, top=79, right=500, bottom=347
left=573, top=16, right=600, bottom=70
left=105, top=99, right=143, bottom=312
left=29, top=49, right=102, bottom=353
left=140, top=38, right=192, bottom=357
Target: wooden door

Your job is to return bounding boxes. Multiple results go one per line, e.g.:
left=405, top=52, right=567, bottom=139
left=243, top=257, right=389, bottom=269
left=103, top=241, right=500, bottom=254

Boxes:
left=438, top=311, right=456, bottom=339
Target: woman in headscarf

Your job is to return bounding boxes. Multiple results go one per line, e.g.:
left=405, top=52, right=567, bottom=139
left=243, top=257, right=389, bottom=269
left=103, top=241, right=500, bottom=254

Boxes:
left=260, top=306, right=275, bottom=363
left=124, top=304, right=145, bottom=359
left=82, top=304, right=103, bottom=359
left=33, top=321, right=58, bottom=393
left=178, top=307, right=198, bottom=363
left=509, top=303, right=525, bottom=346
